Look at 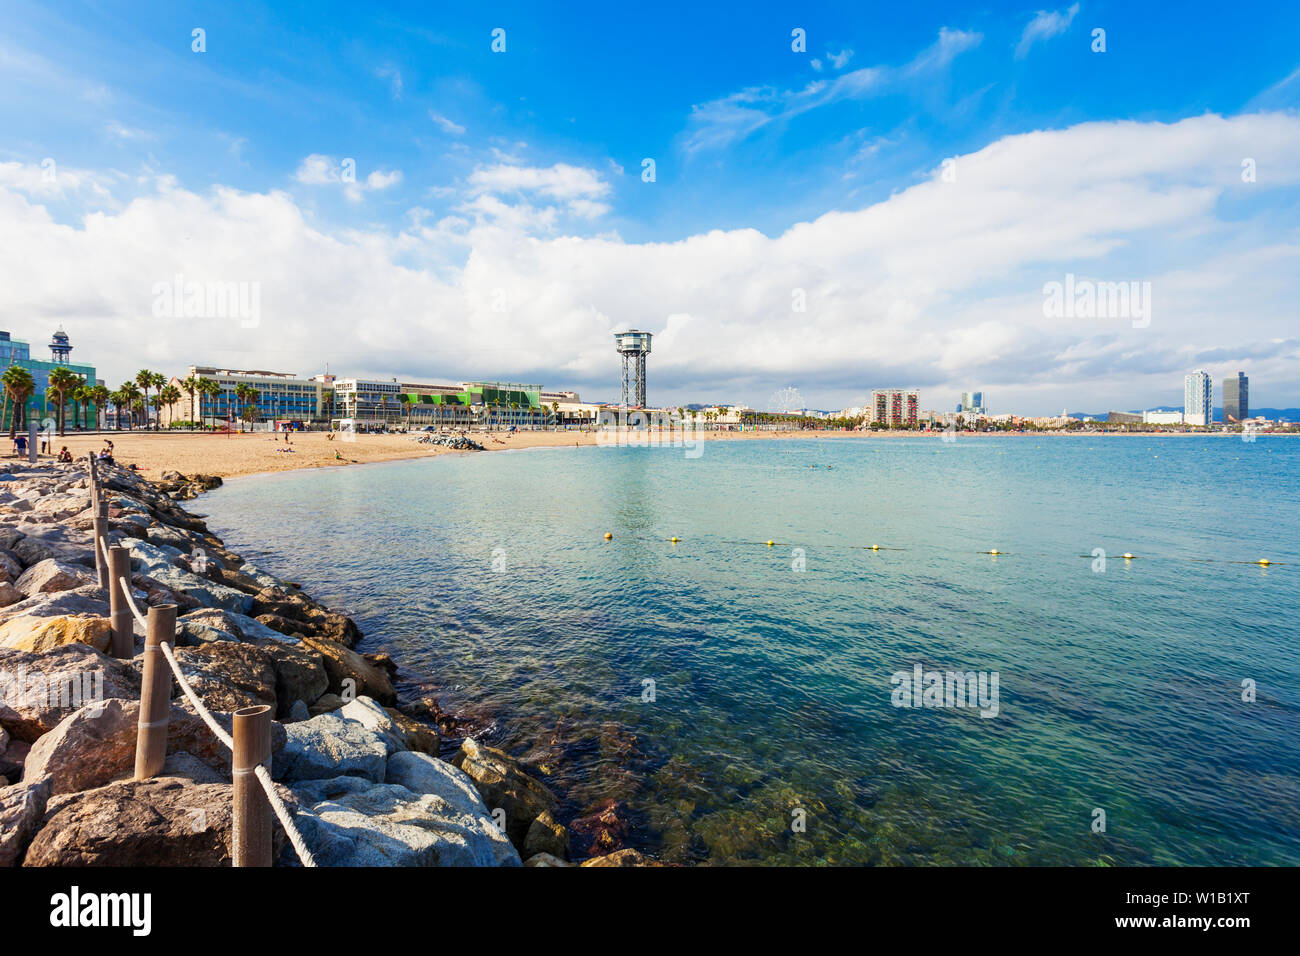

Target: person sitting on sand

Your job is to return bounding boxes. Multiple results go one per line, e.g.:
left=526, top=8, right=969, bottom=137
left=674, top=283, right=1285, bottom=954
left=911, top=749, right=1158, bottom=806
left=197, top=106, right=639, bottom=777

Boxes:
left=13, top=435, right=27, bottom=457
left=57, top=446, right=72, bottom=463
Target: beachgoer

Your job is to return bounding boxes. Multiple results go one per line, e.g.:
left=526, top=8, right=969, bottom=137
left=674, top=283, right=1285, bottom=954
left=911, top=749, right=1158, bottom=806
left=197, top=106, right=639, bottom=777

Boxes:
left=57, top=446, right=72, bottom=463
left=15, top=435, right=27, bottom=457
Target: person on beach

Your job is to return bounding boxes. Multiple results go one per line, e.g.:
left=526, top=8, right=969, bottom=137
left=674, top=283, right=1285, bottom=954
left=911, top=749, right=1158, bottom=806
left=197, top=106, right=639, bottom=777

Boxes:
left=13, top=434, right=27, bottom=457
left=57, top=446, right=72, bottom=463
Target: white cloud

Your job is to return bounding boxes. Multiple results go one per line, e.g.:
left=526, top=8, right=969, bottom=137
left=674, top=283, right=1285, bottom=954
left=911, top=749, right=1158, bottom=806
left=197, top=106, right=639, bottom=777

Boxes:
left=3, top=113, right=1299, bottom=413
left=375, top=65, right=403, bottom=99
left=684, top=28, right=981, bottom=154
left=293, top=154, right=402, bottom=201
left=1016, top=4, right=1080, bottom=59
left=429, top=111, right=466, bottom=135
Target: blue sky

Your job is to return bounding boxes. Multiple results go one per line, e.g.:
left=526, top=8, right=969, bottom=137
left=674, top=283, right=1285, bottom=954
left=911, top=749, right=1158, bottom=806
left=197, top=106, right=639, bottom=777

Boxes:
left=2, top=1, right=1299, bottom=413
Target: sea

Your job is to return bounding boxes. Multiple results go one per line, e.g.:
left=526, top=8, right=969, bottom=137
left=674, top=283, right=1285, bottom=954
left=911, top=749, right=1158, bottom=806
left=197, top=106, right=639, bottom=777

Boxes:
left=199, top=434, right=1300, bottom=865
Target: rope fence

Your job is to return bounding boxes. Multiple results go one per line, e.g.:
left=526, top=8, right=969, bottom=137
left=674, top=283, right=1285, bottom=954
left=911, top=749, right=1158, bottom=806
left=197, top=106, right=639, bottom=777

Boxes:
left=85, top=454, right=317, bottom=867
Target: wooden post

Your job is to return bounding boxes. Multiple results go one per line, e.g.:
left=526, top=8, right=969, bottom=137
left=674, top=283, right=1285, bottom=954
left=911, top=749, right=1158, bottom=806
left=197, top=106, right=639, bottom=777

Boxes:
left=107, top=545, right=133, bottom=658
left=91, top=500, right=109, bottom=590
left=232, top=704, right=274, bottom=867
left=134, top=604, right=176, bottom=781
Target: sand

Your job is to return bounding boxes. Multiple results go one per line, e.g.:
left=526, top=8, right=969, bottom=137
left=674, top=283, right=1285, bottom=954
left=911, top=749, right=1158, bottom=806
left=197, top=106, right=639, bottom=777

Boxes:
left=30, top=427, right=809, bottom=480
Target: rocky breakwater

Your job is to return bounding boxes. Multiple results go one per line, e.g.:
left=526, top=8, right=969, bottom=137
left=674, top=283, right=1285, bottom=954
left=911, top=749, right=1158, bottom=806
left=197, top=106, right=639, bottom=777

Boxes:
left=0, top=459, right=646, bottom=866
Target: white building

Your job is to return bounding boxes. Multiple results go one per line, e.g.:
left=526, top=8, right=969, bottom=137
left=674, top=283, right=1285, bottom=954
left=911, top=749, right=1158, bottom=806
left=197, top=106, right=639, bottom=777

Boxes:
left=1144, top=410, right=1184, bottom=425
left=1184, top=370, right=1212, bottom=426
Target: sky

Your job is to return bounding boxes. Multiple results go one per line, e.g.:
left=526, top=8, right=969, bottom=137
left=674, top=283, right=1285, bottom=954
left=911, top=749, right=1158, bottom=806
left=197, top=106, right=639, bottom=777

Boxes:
left=1, top=0, right=1298, bottom=415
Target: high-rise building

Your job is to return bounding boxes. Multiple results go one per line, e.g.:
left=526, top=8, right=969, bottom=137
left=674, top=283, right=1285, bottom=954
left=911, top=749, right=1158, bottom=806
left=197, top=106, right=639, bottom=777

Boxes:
left=1183, top=370, right=1212, bottom=426
left=870, top=388, right=919, bottom=427
left=1223, top=372, right=1249, bottom=423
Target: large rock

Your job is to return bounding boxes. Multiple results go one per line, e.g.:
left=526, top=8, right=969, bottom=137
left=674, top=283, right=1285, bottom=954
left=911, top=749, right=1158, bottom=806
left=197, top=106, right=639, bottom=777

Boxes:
left=0, top=614, right=111, bottom=653
left=289, top=775, right=519, bottom=867
left=385, top=751, right=483, bottom=809
left=14, top=558, right=97, bottom=597
left=579, top=848, right=662, bottom=867
left=456, top=737, right=558, bottom=847
left=0, top=582, right=23, bottom=608
left=523, top=809, right=570, bottom=860
left=274, top=713, right=388, bottom=784
left=171, top=642, right=277, bottom=713
left=338, top=696, right=408, bottom=754
left=145, top=564, right=254, bottom=615
left=300, top=636, right=395, bottom=705
left=23, top=777, right=287, bottom=867
left=257, top=642, right=328, bottom=718
left=11, top=526, right=94, bottom=568
left=0, top=775, right=51, bottom=866
left=21, top=698, right=287, bottom=793
left=0, top=643, right=139, bottom=742
left=0, top=586, right=109, bottom=626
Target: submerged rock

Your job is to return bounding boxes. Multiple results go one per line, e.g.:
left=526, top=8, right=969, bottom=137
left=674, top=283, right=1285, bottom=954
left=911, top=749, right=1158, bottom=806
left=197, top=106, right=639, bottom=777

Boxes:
left=456, top=737, right=558, bottom=848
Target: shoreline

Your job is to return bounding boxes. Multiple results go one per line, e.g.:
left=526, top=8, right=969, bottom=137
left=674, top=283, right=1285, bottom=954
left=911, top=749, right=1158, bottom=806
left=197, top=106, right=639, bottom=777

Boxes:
left=0, top=458, right=619, bottom=866
left=38, top=427, right=1294, bottom=485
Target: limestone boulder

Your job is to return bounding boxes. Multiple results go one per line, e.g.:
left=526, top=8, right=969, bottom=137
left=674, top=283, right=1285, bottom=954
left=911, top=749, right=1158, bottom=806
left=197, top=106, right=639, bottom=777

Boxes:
left=0, top=614, right=111, bottom=654
left=257, top=641, right=328, bottom=718
left=273, top=712, right=388, bottom=784
left=288, top=775, right=519, bottom=867
left=171, top=642, right=277, bottom=714
left=14, top=558, right=96, bottom=598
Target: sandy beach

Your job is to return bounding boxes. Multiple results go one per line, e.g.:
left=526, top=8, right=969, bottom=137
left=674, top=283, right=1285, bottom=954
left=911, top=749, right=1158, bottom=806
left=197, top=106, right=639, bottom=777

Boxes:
left=16, top=426, right=1266, bottom=481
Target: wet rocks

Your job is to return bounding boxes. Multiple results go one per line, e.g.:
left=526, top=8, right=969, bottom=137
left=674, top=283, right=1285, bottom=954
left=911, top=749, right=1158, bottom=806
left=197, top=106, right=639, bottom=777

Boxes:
left=569, top=799, right=630, bottom=857
left=580, top=848, right=663, bottom=867
left=456, top=737, right=558, bottom=848
left=300, top=636, right=395, bottom=705
left=523, top=809, right=570, bottom=860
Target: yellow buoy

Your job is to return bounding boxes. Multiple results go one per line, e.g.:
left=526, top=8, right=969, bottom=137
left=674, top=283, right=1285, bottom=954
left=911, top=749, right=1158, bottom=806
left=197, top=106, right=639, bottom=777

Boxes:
left=603, top=533, right=612, bottom=540
left=1257, top=558, right=1272, bottom=566
left=1122, top=552, right=1135, bottom=560
left=766, top=540, right=775, bottom=547
left=670, top=536, right=680, bottom=543
left=988, top=549, right=1000, bottom=555
left=870, top=545, right=880, bottom=551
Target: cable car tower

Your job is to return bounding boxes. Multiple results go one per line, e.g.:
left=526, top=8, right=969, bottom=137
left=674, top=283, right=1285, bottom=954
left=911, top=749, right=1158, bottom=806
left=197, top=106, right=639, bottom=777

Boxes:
left=614, top=330, right=652, bottom=407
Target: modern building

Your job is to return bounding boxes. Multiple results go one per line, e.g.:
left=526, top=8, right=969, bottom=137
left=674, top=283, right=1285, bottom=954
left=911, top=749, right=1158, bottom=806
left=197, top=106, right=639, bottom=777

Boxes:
left=959, top=391, right=986, bottom=416
left=1144, top=410, right=1184, bottom=425
left=1107, top=411, right=1143, bottom=424
left=169, top=366, right=325, bottom=426
left=0, top=327, right=99, bottom=430
left=870, top=388, right=920, bottom=427
left=1184, top=370, right=1213, bottom=426
left=1223, top=372, right=1249, bottom=423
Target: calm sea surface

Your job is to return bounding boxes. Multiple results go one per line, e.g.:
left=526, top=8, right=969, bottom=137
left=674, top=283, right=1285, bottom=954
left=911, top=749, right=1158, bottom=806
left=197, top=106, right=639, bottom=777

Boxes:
left=200, top=435, right=1300, bottom=865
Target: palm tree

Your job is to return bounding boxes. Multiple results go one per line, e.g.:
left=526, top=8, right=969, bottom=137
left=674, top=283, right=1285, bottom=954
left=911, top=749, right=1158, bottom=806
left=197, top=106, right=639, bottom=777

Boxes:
left=46, top=366, right=80, bottom=436
left=181, top=376, right=199, bottom=429
left=118, top=382, right=142, bottom=429
left=234, top=383, right=251, bottom=432
left=3, top=366, right=36, bottom=440
left=88, top=384, right=109, bottom=430
left=159, top=384, right=181, bottom=427
left=134, top=369, right=155, bottom=429
left=398, top=393, right=413, bottom=431
left=149, top=372, right=167, bottom=429
left=199, top=378, right=221, bottom=429
left=72, top=381, right=92, bottom=431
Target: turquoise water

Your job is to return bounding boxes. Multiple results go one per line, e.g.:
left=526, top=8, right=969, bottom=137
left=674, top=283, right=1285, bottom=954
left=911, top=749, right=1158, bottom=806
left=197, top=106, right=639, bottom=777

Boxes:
left=201, top=436, right=1300, bottom=865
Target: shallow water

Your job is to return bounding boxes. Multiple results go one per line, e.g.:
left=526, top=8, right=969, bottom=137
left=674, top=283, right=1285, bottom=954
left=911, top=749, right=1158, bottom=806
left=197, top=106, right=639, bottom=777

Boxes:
left=201, top=435, right=1300, bottom=865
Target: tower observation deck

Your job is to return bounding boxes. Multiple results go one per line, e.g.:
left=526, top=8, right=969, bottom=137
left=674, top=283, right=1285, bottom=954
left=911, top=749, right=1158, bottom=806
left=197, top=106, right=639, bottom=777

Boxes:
left=614, top=330, right=652, bottom=407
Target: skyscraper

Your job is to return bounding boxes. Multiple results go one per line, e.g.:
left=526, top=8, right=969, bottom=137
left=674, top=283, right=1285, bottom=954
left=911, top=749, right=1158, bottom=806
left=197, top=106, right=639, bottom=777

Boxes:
left=1223, top=372, right=1249, bottom=423
left=1184, top=370, right=1212, bottom=426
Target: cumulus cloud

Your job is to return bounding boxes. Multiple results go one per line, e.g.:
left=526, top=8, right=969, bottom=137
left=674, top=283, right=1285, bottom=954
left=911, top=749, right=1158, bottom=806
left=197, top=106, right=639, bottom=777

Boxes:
left=1016, top=4, right=1080, bottom=59
left=2, top=113, right=1298, bottom=413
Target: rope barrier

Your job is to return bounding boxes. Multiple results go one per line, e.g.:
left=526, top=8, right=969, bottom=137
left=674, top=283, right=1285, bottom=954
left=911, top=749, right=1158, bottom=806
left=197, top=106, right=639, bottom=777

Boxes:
left=158, top=640, right=234, bottom=750
left=117, top=575, right=148, bottom=629
left=253, top=764, right=319, bottom=868
left=156, top=640, right=317, bottom=866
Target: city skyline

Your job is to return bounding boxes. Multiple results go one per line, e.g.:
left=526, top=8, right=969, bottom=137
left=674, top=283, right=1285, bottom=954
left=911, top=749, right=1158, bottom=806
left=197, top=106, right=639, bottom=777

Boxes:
left=2, top=2, right=1299, bottom=414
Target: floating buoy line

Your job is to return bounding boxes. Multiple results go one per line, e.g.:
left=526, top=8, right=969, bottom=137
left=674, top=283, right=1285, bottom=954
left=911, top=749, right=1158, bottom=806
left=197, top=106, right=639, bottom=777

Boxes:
left=595, top=531, right=1288, bottom=569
